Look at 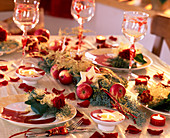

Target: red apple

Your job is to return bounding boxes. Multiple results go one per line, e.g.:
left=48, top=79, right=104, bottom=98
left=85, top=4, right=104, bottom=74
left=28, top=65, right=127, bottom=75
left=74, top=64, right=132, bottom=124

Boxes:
left=109, top=83, right=126, bottom=99
left=34, top=28, right=50, bottom=43
left=0, top=27, right=7, bottom=41
left=59, top=70, right=73, bottom=85
left=50, top=64, right=62, bottom=79
left=49, top=40, right=62, bottom=51
left=86, top=66, right=100, bottom=73
left=76, top=83, right=93, bottom=100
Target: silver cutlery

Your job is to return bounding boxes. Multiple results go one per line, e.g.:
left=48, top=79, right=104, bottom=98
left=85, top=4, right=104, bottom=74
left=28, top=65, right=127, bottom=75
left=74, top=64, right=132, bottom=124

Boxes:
left=26, top=118, right=85, bottom=137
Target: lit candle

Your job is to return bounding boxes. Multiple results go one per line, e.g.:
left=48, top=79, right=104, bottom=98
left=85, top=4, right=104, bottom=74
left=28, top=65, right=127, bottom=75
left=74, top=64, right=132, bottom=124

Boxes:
left=96, top=35, right=106, bottom=44
left=150, top=114, right=166, bottom=126
left=135, top=77, right=148, bottom=85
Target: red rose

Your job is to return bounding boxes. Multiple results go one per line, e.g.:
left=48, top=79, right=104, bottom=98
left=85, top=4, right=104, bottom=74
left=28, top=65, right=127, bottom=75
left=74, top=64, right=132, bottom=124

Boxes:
left=52, top=94, right=65, bottom=109
left=0, top=27, right=7, bottom=41
left=138, top=90, right=153, bottom=104
left=119, top=49, right=136, bottom=60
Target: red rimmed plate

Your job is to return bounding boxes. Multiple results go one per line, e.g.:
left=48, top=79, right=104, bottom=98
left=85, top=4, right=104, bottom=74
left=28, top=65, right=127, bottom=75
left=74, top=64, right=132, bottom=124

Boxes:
left=0, top=94, right=77, bottom=128
left=85, top=48, right=153, bottom=71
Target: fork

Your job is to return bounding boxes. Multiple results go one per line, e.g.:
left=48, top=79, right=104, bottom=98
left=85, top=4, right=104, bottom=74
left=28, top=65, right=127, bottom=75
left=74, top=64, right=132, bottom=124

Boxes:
left=26, top=118, right=83, bottom=137
left=66, top=118, right=83, bottom=131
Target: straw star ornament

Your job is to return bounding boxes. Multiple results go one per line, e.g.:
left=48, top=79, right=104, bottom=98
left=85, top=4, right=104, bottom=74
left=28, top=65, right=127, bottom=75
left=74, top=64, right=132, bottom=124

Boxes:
left=77, top=66, right=103, bottom=86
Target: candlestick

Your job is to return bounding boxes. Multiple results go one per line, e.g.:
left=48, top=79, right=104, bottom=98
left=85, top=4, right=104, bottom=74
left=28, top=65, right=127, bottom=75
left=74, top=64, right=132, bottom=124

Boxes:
left=150, top=114, right=166, bottom=126
left=96, top=35, right=106, bottom=44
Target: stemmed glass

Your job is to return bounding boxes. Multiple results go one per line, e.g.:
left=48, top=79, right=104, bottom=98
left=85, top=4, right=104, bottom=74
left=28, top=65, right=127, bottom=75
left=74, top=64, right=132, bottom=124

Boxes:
left=71, top=0, right=95, bottom=54
left=13, top=0, right=40, bottom=65
left=122, top=11, right=149, bottom=80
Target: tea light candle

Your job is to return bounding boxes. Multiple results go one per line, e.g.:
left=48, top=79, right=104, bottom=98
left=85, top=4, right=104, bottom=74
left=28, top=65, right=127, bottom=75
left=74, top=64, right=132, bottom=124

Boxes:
left=96, top=35, right=106, bottom=43
left=150, top=114, right=166, bottom=126
left=135, top=77, right=148, bottom=85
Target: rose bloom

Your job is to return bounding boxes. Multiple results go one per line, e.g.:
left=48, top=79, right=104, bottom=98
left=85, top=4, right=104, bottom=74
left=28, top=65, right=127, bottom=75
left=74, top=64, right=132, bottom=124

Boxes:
left=119, top=49, right=136, bottom=60
left=51, top=94, right=66, bottom=109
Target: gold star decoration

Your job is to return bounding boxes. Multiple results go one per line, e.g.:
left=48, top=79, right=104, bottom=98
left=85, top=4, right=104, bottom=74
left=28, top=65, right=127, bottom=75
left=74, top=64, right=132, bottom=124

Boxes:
left=77, top=66, right=103, bottom=87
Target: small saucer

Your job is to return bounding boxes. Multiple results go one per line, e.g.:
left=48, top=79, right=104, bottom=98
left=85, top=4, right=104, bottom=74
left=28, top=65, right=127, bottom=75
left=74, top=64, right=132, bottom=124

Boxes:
left=90, top=109, right=125, bottom=132
left=16, top=66, right=45, bottom=85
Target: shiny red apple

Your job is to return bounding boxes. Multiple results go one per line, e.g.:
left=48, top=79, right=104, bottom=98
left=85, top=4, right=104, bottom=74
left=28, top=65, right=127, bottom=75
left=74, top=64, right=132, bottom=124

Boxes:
left=50, top=64, right=62, bottom=79
left=76, top=83, right=93, bottom=100
left=59, top=70, right=73, bottom=85
left=49, top=40, right=62, bottom=51
left=0, top=27, right=7, bottom=41
left=34, top=28, right=50, bottom=43
left=109, top=83, right=126, bottom=99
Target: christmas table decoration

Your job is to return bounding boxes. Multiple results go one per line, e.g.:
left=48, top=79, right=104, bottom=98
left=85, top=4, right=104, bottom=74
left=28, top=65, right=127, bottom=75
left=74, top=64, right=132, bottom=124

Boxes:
left=150, top=114, right=166, bottom=126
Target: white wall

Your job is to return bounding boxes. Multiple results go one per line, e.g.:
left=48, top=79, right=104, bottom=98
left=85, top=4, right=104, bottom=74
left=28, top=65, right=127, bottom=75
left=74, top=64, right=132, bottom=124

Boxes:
left=44, top=3, right=170, bottom=65
left=0, top=2, right=169, bottom=64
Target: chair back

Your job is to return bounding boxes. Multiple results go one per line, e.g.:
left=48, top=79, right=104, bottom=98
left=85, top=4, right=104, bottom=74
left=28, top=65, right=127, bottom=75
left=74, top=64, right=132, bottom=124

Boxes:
left=151, top=14, right=170, bottom=56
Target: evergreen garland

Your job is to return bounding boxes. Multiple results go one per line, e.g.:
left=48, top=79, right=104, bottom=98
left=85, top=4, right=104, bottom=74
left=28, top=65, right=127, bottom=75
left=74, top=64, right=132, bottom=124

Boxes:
left=90, top=86, right=112, bottom=107
left=37, top=48, right=146, bottom=126
left=119, top=96, right=146, bottom=126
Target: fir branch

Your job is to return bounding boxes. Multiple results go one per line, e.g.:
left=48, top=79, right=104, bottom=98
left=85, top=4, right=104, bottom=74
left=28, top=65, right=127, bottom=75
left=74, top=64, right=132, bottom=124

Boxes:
left=134, top=84, right=148, bottom=94
left=90, top=86, right=111, bottom=107
left=119, top=95, right=146, bottom=126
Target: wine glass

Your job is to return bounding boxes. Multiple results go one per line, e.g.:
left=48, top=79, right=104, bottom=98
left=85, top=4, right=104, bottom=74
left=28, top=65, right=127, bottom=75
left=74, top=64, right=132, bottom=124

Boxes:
left=71, top=0, right=95, bottom=54
left=13, top=0, right=40, bottom=65
left=122, top=11, right=149, bottom=80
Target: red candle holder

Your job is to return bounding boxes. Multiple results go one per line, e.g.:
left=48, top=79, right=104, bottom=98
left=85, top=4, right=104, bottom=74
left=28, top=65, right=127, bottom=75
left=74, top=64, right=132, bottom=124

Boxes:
left=150, top=114, right=166, bottom=126
left=96, top=35, right=106, bottom=44
left=135, top=77, right=148, bottom=85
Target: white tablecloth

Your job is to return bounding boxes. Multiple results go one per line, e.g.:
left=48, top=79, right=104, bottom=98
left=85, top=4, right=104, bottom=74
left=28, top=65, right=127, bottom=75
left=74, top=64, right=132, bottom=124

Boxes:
left=0, top=35, right=170, bottom=138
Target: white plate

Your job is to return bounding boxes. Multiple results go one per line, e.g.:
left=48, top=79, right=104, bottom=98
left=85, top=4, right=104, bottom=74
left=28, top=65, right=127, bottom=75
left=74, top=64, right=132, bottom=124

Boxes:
left=0, top=39, right=21, bottom=56
left=85, top=48, right=153, bottom=71
left=140, top=102, right=170, bottom=116
left=0, top=94, right=77, bottom=127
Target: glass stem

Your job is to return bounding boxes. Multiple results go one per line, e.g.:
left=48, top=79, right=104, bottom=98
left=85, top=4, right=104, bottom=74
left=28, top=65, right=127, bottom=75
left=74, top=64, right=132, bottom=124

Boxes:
left=128, top=43, right=135, bottom=80
left=78, top=23, right=83, bottom=54
left=22, top=27, right=27, bottom=56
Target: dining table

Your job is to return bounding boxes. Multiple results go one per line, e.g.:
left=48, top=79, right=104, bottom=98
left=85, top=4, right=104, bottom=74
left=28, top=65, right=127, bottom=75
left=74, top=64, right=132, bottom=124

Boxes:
left=0, top=35, right=170, bottom=138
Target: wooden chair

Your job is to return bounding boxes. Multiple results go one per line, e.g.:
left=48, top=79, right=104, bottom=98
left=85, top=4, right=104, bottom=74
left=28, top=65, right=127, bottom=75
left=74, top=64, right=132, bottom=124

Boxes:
left=151, top=14, right=170, bottom=57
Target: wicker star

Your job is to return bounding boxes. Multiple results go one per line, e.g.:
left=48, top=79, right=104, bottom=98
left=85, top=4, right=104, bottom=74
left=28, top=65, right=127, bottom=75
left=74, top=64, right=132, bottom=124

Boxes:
left=77, top=66, right=103, bottom=86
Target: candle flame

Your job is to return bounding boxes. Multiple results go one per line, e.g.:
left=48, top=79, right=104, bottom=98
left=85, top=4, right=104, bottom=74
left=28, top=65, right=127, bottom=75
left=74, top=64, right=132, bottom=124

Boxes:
left=152, top=114, right=164, bottom=120
left=97, top=35, right=105, bottom=40
left=145, top=4, right=152, bottom=10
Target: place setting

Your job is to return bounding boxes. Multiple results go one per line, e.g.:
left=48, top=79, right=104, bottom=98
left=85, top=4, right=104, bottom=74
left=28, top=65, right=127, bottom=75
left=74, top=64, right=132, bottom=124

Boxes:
left=0, top=0, right=170, bottom=138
